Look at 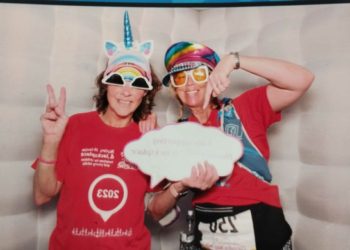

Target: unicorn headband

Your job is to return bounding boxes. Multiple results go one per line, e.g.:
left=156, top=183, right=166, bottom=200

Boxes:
left=103, top=11, right=154, bottom=87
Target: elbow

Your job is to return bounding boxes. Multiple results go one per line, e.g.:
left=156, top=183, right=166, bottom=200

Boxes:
left=301, top=70, right=315, bottom=91
left=150, top=206, right=180, bottom=226
left=33, top=191, right=52, bottom=206
left=149, top=213, right=163, bottom=222
left=153, top=211, right=169, bottom=222
left=147, top=201, right=173, bottom=222
left=147, top=203, right=163, bottom=221
left=33, top=174, right=61, bottom=206
left=34, top=196, right=50, bottom=206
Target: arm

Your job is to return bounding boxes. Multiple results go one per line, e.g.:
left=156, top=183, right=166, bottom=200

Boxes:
left=146, top=182, right=183, bottom=221
left=33, top=142, right=62, bottom=205
left=147, top=162, right=219, bottom=221
left=239, top=55, right=314, bottom=112
left=33, top=84, right=68, bottom=206
left=205, top=53, right=315, bottom=111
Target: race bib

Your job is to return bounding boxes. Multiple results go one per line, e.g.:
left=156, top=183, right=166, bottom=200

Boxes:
left=198, top=210, right=256, bottom=250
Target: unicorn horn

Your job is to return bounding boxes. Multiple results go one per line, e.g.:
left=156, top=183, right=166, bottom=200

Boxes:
left=124, top=11, right=133, bottom=49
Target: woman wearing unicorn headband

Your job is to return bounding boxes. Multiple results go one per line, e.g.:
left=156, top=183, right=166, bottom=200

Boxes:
left=160, top=41, right=314, bottom=250
left=32, top=13, right=218, bottom=250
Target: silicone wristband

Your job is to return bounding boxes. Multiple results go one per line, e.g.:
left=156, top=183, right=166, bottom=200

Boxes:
left=169, top=184, right=180, bottom=198
left=169, top=184, right=188, bottom=199
left=37, top=156, right=56, bottom=165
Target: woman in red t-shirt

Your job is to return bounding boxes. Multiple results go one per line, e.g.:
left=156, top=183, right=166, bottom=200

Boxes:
left=160, top=41, right=314, bottom=250
left=32, top=13, right=219, bottom=250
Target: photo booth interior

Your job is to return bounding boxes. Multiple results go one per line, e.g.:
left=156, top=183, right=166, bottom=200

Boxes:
left=0, top=2, right=350, bottom=250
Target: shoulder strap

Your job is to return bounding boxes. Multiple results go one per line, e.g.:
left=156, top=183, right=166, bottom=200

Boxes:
left=219, top=97, right=272, bottom=183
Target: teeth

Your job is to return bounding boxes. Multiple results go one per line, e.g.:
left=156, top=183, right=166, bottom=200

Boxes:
left=118, top=100, right=131, bottom=104
left=186, top=90, right=198, bottom=94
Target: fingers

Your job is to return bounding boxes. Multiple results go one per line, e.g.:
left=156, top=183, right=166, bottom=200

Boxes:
left=185, top=162, right=219, bottom=190
left=56, top=87, right=66, bottom=116
left=208, top=78, right=221, bottom=97
left=196, top=162, right=207, bottom=176
left=181, top=165, right=201, bottom=188
left=46, top=84, right=57, bottom=111
left=148, top=112, right=158, bottom=130
left=209, top=74, right=230, bottom=96
left=204, top=75, right=229, bottom=109
left=45, top=84, right=67, bottom=118
left=204, top=161, right=220, bottom=184
left=201, top=161, right=219, bottom=188
left=41, top=111, right=59, bottom=121
left=194, top=164, right=201, bottom=177
left=139, top=120, right=151, bottom=134
left=139, top=121, right=146, bottom=134
left=203, top=83, right=213, bottom=109
left=139, top=112, right=158, bottom=134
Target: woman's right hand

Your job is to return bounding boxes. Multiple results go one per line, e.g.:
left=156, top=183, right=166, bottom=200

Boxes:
left=40, top=84, right=68, bottom=144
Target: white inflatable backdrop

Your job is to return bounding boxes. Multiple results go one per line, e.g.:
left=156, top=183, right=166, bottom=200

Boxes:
left=1, top=3, right=350, bottom=250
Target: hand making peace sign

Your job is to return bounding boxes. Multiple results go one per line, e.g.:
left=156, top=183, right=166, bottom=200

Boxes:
left=40, top=84, right=68, bottom=144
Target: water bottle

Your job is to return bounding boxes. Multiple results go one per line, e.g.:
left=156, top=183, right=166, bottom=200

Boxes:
left=179, top=210, right=199, bottom=250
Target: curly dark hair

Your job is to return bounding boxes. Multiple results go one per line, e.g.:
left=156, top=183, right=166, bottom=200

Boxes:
left=93, top=66, right=162, bottom=123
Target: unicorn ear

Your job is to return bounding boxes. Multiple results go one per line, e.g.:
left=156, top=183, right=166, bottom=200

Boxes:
left=104, top=40, right=118, bottom=57
left=138, top=40, right=153, bottom=59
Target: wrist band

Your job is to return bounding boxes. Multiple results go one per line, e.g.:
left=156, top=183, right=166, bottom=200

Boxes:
left=169, top=184, right=180, bottom=198
left=230, top=52, right=240, bottom=70
left=169, top=184, right=188, bottom=199
left=37, top=156, right=56, bottom=165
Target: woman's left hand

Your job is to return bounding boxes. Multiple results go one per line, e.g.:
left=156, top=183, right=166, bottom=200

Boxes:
left=181, top=161, right=219, bottom=191
left=203, top=54, right=235, bottom=108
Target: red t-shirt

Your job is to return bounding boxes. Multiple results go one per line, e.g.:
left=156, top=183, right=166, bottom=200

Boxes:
left=189, top=86, right=283, bottom=208
left=35, top=111, right=151, bottom=250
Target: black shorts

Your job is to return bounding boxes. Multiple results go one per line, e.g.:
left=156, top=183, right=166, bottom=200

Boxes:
left=193, top=203, right=292, bottom=250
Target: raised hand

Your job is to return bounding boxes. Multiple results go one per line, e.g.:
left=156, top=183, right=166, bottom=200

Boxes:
left=203, top=54, right=234, bottom=109
left=139, top=112, right=158, bottom=134
left=40, top=84, right=68, bottom=144
left=181, top=161, right=219, bottom=191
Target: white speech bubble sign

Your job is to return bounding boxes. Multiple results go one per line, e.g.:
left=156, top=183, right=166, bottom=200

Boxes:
left=88, top=174, right=128, bottom=222
left=124, top=122, right=243, bottom=188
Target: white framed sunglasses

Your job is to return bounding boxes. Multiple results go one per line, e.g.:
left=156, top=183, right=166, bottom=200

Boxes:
left=102, top=72, right=153, bottom=91
left=170, top=65, right=209, bottom=88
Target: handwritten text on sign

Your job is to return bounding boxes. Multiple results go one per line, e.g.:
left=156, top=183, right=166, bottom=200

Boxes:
left=124, top=122, right=243, bottom=188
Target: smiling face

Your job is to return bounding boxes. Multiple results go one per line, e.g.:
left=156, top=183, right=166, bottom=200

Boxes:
left=105, top=84, right=146, bottom=122
left=174, top=72, right=208, bottom=109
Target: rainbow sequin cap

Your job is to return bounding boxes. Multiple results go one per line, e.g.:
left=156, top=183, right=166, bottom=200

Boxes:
left=103, top=11, right=153, bottom=82
left=162, top=41, right=220, bottom=86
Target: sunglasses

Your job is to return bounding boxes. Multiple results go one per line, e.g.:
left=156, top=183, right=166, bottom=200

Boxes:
left=170, top=65, right=209, bottom=88
left=102, top=69, right=153, bottom=91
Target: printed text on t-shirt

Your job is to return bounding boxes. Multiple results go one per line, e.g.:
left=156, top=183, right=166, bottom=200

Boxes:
left=81, top=148, right=115, bottom=168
